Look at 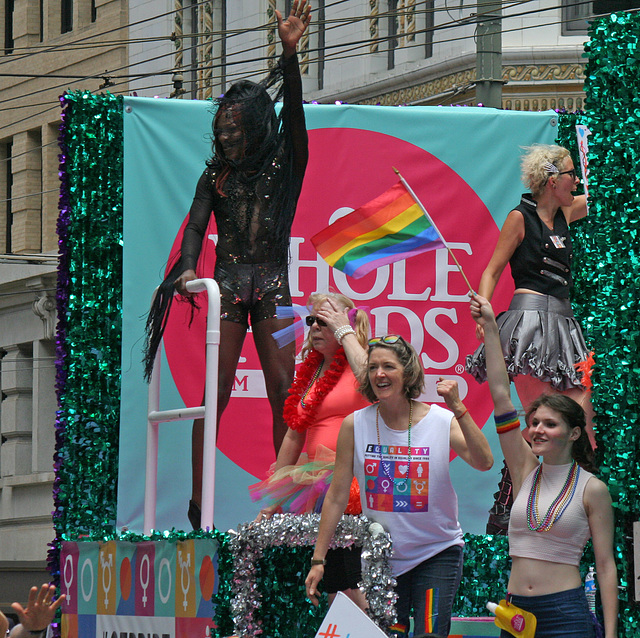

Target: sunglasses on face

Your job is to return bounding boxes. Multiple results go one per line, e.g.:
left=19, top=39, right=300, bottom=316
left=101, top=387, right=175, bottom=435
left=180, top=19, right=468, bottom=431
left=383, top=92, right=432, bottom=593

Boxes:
left=368, top=334, right=404, bottom=346
left=306, top=315, right=328, bottom=327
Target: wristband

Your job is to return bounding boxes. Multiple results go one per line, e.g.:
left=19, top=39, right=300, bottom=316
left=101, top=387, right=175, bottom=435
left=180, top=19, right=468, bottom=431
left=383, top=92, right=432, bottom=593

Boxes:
left=495, top=410, right=520, bottom=434
left=455, top=407, right=469, bottom=420
left=310, top=557, right=326, bottom=566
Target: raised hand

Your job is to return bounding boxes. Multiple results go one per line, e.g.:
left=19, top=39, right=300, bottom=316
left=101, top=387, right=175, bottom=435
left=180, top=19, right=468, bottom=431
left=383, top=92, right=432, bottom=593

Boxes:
left=276, top=0, right=312, bottom=57
left=315, top=298, right=350, bottom=334
left=436, top=377, right=464, bottom=415
left=469, top=293, right=496, bottom=328
left=11, top=584, right=66, bottom=633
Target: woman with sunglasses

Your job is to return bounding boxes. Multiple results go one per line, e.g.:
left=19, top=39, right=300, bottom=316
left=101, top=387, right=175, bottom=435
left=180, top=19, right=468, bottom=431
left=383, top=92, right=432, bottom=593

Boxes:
left=251, top=292, right=371, bottom=609
left=305, top=335, right=493, bottom=636
left=465, top=144, right=591, bottom=533
left=470, top=294, right=617, bottom=638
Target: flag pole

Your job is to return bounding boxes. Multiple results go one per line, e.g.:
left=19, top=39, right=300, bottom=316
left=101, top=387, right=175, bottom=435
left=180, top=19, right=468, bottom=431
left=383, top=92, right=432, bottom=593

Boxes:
left=393, top=167, right=475, bottom=294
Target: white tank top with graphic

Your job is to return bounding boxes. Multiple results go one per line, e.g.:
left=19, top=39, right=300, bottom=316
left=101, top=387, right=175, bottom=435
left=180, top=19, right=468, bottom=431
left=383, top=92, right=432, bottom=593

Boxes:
left=353, top=403, right=464, bottom=576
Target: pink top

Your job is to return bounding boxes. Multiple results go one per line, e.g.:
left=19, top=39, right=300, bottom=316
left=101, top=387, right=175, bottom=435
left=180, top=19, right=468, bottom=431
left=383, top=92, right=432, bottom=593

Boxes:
left=299, top=367, right=369, bottom=460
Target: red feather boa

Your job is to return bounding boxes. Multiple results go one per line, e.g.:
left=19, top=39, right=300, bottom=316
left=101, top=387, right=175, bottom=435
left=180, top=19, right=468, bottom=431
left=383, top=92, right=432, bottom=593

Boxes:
left=284, top=348, right=348, bottom=432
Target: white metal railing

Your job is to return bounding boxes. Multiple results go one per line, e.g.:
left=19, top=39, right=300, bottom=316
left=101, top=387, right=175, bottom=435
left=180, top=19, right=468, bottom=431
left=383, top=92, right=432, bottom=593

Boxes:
left=144, top=278, right=220, bottom=534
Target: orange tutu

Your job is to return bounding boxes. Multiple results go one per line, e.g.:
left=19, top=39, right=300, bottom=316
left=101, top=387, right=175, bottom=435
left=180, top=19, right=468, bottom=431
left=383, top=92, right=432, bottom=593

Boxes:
left=249, top=445, right=361, bottom=515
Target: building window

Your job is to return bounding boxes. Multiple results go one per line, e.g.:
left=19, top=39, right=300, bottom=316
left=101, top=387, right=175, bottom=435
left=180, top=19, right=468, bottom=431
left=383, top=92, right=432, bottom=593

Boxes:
left=593, top=0, right=640, bottom=11
left=387, top=0, right=398, bottom=70
left=4, top=142, right=12, bottom=253
left=91, top=0, right=97, bottom=22
left=563, top=0, right=640, bottom=34
left=424, top=0, right=434, bottom=59
left=61, top=0, right=73, bottom=34
left=316, top=0, right=325, bottom=90
left=4, top=0, right=14, bottom=54
left=562, top=0, right=592, bottom=33
left=387, top=0, right=432, bottom=68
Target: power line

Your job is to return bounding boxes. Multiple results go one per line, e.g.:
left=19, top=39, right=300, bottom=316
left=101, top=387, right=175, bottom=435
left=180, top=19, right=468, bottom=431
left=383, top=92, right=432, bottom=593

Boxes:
left=0, top=0, right=540, bottom=81
left=0, top=0, right=592, bottom=108
left=0, top=0, right=217, bottom=68
left=108, top=1, right=597, bottom=94
left=0, top=1, right=606, bottom=131
left=0, top=2, right=603, bottom=205
left=0, top=187, right=59, bottom=204
left=1, top=5, right=592, bottom=138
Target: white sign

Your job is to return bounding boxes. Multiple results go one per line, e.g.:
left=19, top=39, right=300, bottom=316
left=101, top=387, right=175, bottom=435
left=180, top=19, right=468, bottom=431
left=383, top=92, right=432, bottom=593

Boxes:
left=576, top=124, right=591, bottom=202
left=314, top=592, right=387, bottom=638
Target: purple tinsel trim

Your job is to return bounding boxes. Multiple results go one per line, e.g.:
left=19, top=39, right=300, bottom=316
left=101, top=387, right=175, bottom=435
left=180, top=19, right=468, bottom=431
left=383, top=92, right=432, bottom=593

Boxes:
left=47, top=93, right=72, bottom=638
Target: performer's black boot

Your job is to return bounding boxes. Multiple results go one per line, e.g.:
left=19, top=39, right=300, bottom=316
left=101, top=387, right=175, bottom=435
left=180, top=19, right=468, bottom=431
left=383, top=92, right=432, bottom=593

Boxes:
left=486, top=460, right=513, bottom=535
left=188, top=500, right=201, bottom=530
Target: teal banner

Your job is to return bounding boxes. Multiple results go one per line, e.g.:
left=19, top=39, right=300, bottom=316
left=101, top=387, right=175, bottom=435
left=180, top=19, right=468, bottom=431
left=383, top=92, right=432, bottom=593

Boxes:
left=119, top=97, right=557, bottom=534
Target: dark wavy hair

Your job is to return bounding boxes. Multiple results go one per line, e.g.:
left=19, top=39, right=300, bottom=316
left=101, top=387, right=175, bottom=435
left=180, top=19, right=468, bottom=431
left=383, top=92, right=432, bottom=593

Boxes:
left=525, top=394, right=597, bottom=472
left=359, top=337, right=424, bottom=403
left=206, top=61, right=299, bottom=256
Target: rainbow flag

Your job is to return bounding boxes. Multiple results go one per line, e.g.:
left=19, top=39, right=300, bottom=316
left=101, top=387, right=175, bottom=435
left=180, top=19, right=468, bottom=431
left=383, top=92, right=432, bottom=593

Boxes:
left=311, top=180, right=445, bottom=279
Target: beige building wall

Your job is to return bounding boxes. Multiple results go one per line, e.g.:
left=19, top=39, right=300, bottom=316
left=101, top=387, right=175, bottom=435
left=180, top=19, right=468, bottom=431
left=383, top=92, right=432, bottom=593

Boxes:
left=0, top=0, right=127, bottom=614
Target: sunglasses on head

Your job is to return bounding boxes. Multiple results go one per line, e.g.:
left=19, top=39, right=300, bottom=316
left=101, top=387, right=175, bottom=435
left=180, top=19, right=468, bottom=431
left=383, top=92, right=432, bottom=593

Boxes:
left=306, top=315, right=327, bottom=327
left=368, top=334, right=404, bottom=346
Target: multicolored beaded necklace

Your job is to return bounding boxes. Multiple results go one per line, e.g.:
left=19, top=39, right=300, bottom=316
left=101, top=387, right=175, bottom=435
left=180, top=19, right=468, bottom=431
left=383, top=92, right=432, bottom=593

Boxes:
left=526, top=460, right=580, bottom=532
left=375, top=401, right=412, bottom=487
left=300, top=359, right=324, bottom=408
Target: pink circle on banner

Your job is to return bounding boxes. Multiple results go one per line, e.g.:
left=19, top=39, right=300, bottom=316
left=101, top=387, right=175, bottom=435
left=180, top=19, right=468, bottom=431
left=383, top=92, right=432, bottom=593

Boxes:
left=162, top=127, right=512, bottom=478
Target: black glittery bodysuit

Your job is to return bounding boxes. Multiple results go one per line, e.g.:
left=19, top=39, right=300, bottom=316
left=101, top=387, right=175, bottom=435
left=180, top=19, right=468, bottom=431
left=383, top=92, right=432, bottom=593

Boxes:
left=179, top=55, right=308, bottom=324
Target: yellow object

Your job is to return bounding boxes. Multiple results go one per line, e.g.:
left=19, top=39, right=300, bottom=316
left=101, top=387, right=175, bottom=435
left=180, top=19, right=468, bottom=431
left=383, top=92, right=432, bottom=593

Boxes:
left=486, top=600, right=537, bottom=638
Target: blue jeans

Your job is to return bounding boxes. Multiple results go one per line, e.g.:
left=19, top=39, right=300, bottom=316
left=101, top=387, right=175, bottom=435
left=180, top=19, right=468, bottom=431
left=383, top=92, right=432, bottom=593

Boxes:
left=395, top=544, right=463, bottom=637
left=502, top=587, right=596, bottom=638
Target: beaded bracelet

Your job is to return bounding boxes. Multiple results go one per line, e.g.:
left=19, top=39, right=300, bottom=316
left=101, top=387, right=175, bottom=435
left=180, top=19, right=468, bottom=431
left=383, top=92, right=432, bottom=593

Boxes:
left=495, top=409, right=520, bottom=434
left=334, top=325, right=356, bottom=343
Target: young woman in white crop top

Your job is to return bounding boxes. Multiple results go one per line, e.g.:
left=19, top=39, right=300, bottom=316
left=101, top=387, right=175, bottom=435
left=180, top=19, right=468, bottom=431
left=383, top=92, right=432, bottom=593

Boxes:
left=471, top=294, right=618, bottom=638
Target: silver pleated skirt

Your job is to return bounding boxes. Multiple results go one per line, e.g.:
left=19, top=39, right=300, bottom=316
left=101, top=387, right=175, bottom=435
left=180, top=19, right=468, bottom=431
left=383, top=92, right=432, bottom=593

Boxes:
left=465, top=293, right=588, bottom=391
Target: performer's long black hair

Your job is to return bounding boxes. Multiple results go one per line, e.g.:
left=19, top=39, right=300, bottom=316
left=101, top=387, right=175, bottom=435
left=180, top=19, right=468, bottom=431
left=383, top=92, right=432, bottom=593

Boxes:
left=143, top=60, right=300, bottom=382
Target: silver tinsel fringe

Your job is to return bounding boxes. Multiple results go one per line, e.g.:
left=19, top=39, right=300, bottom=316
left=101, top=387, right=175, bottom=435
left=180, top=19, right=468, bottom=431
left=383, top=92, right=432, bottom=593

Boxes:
left=228, top=514, right=397, bottom=636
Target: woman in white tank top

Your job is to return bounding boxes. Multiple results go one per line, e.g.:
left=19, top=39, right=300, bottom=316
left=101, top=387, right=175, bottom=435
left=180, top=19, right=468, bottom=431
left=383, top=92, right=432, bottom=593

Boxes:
left=304, top=334, right=493, bottom=636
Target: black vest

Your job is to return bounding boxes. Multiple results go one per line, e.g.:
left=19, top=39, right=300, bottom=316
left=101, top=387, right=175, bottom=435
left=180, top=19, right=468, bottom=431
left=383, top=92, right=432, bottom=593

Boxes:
left=509, top=194, right=573, bottom=299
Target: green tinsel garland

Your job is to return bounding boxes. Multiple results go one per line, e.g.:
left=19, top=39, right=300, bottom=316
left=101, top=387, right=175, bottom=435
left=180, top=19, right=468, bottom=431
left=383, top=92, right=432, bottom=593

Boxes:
left=578, top=11, right=640, bottom=636
left=56, top=91, right=123, bottom=539
left=256, top=546, right=328, bottom=638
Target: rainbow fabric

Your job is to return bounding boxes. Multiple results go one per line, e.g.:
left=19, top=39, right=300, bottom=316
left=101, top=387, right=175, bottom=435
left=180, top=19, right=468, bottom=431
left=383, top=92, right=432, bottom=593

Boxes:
left=424, top=587, right=439, bottom=634
left=494, top=410, right=521, bottom=434
left=388, top=622, right=408, bottom=635
left=311, top=181, right=445, bottom=279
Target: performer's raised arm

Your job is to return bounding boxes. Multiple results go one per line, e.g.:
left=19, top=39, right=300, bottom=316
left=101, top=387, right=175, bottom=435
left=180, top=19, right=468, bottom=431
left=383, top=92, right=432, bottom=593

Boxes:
left=470, top=294, right=537, bottom=492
